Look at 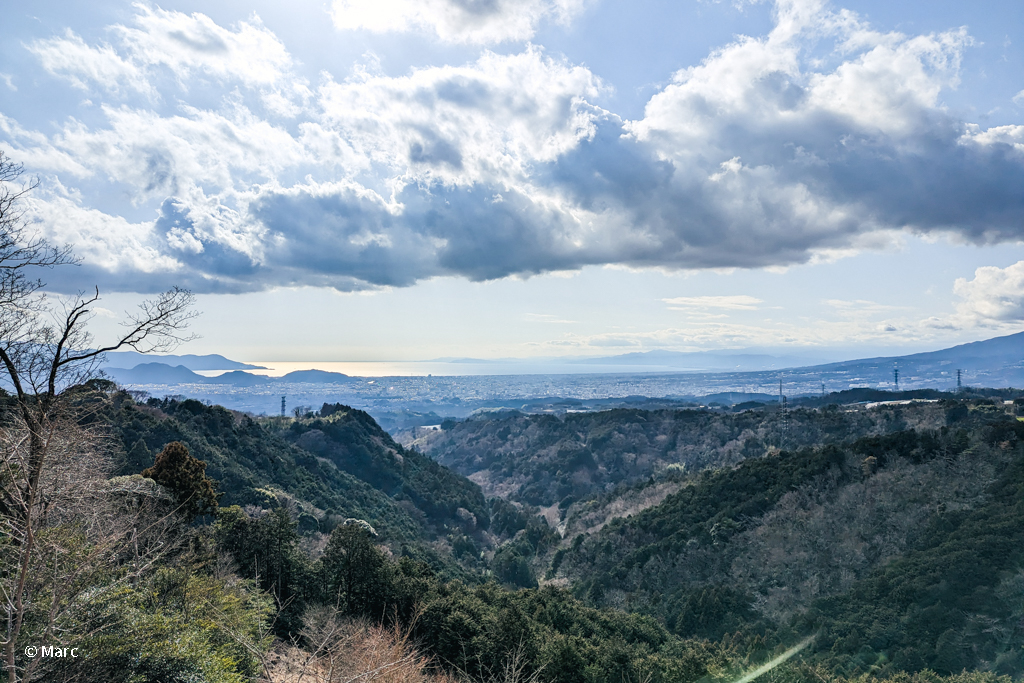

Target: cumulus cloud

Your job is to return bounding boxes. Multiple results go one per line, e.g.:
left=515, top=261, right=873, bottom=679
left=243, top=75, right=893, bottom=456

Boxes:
left=952, top=261, right=1024, bottom=325
left=330, top=0, right=588, bottom=44
left=7, top=44, right=608, bottom=291
left=27, top=6, right=307, bottom=114
left=5, top=0, right=1024, bottom=301
left=315, top=48, right=603, bottom=185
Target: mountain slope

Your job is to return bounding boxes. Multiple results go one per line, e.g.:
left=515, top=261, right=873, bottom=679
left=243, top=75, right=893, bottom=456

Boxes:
left=90, top=391, right=487, bottom=545
left=268, top=403, right=488, bottom=532
left=407, top=403, right=947, bottom=508
left=549, top=402, right=1024, bottom=676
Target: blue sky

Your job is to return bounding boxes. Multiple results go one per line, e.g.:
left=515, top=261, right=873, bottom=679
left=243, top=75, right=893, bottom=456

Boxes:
left=2, top=0, right=1024, bottom=361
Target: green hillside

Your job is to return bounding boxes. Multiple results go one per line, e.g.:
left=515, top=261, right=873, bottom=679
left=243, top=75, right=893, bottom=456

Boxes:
left=94, top=392, right=486, bottom=543
left=267, top=403, right=488, bottom=534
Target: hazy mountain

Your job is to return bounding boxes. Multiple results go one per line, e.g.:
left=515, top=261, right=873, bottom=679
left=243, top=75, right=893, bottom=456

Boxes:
left=104, top=363, right=206, bottom=384
left=106, top=364, right=269, bottom=386
left=107, top=363, right=352, bottom=388
left=102, top=351, right=265, bottom=371
left=204, top=370, right=273, bottom=387
left=821, top=330, right=1024, bottom=369
left=279, top=369, right=354, bottom=383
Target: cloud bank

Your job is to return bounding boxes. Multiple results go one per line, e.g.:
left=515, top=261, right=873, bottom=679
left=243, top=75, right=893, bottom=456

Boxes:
left=4, top=0, right=1024, bottom=296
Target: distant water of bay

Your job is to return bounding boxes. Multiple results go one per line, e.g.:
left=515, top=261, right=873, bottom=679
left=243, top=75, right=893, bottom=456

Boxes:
left=193, top=360, right=718, bottom=378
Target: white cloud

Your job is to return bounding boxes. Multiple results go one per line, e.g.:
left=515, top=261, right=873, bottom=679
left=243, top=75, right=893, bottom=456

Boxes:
left=525, top=313, right=577, bottom=323
left=117, top=5, right=294, bottom=87
left=27, top=6, right=308, bottom=115
left=330, top=0, right=589, bottom=44
left=962, top=124, right=1024, bottom=152
left=952, top=261, right=1024, bottom=325
left=24, top=181, right=179, bottom=276
left=825, top=299, right=904, bottom=314
left=316, top=47, right=604, bottom=186
left=663, top=295, right=763, bottom=310
left=27, top=29, right=155, bottom=97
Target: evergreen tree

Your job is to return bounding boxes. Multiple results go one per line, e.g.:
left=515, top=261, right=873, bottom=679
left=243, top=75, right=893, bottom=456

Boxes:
left=142, top=441, right=218, bottom=520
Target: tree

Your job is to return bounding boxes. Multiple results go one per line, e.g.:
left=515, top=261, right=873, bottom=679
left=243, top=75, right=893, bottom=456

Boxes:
left=142, top=441, right=218, bottom=520
left=319, top=523, right=394, bottom=617
left=0, top=150, right=197, bottom=683
left=214, top=506, right=311, bottom=636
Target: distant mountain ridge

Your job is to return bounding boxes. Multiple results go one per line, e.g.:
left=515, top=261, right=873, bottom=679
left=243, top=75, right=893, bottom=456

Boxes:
left=101, top=351, right=265, bottom=371
left=104, top=363, right=354, bottom=386
left=572, top=332, right=1024, bottom=373
left=817, top=330, right=1024, bottom=368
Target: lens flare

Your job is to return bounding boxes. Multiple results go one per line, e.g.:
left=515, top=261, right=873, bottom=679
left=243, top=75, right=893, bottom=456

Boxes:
left=727, top=636, right=816, bottom=683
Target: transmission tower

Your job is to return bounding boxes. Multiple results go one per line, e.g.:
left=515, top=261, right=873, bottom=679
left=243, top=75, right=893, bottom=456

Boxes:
left=779, top=378, right=788, bottom=449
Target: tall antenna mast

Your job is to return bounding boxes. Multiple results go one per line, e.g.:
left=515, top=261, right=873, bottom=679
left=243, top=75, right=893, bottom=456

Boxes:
left=779, top=377, right=788, bottom=449
left=281, top=395, right=286, bottom=417
left=893, top=362, right=899, bottom=392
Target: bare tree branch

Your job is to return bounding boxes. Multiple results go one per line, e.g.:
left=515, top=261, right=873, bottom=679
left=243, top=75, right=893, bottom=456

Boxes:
left=0, top=148, right=199, bottom=683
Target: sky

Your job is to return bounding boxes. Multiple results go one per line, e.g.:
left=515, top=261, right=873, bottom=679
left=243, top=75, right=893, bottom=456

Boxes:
left=1, top=0, right=1024, bottom=362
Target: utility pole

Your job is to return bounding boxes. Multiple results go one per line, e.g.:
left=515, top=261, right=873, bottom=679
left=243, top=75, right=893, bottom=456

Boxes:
left=281, top=395, right=286, bottom=417
left=893, top=362, right=899, bottom=392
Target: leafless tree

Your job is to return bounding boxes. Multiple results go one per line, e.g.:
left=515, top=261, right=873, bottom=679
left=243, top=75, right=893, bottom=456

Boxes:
left=0, top=150, right=197, bottom=682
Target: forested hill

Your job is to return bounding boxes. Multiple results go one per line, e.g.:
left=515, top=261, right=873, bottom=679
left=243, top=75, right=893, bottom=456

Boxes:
left=550, top=402, right=1024, bottom=676
left=397, top=395, right=1024, bottom=678
left=405, top=401, right=947, bottom=508
left=269, top=402, right=489, bottom=534
left=94, top=390, right=486, bottom=543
